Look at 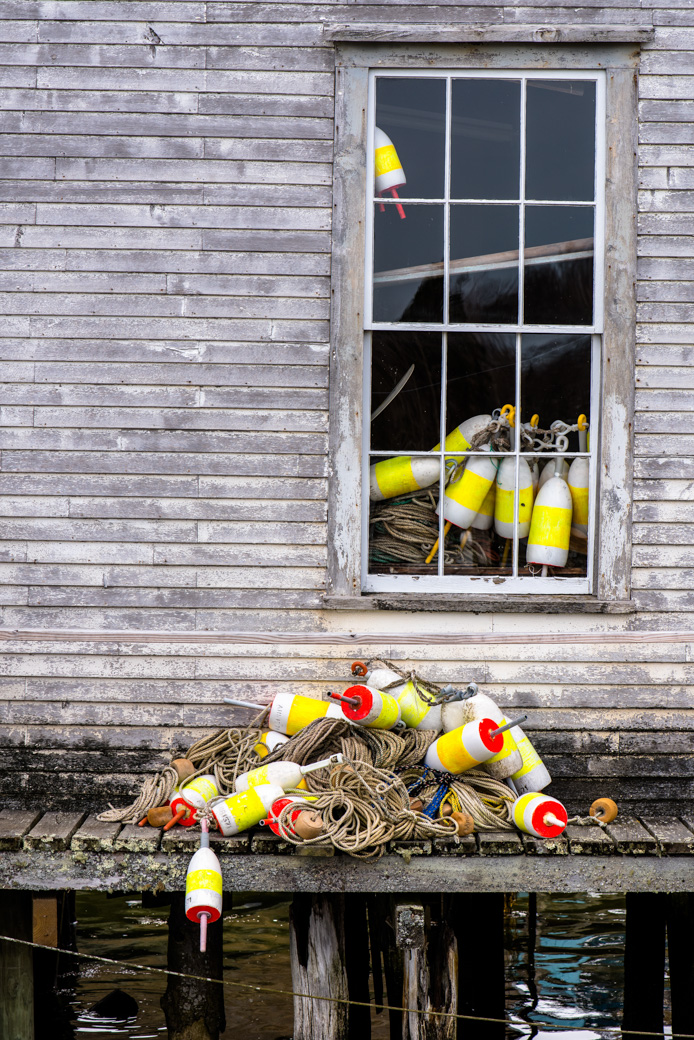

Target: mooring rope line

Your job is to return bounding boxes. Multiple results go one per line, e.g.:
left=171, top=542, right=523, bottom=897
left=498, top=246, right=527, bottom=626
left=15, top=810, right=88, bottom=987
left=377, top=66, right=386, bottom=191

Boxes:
left=0, top=934, right=689, bottom=1037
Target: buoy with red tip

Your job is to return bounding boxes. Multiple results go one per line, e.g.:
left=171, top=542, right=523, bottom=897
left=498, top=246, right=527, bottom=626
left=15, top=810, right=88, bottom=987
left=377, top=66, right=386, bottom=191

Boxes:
left=494, top=457, right=534, bottom=540
left=263, top=796, right=324, bottom=839
left=263, top=795, right=318, bottom=836
left=512, top=793, right=568, bottom=838
left=185, top=820, right=222, bottom=953
left=328, top=685, right=402, bottom=729
left=350, top=661, right=441, bottom=730
left=374, top=126, right=406, bottom=219
left=211, top=783, right=286, bottom=837
left=234, top=754, right=344, bottom=793
left=165, top=774, right=219, bottom=831
left=437, top=452, right=498, bottom=531
left=440, top=685, right=523, bottom=781
left=509, top=725, right=552, bottom=795
left=224, top=693, right=343, bottom=736
left=424, top=717, right=521, bottom=775
left=568, top=456, right=589, bottom=536
left=526, top=475, right=573, bottom=573
left=432, top=414, right=493, bottom=461
left=369, top=455, right=440, bottom=502
left=253, top=730, right=290, bottom=759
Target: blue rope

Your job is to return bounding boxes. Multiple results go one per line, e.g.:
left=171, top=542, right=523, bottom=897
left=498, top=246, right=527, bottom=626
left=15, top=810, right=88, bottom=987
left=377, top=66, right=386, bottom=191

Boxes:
left=405, top=768, right=456, bottom=819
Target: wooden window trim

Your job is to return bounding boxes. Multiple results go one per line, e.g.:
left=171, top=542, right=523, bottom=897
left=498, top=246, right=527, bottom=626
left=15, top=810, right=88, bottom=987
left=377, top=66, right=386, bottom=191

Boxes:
left=326, top=42, right=640, bottom=610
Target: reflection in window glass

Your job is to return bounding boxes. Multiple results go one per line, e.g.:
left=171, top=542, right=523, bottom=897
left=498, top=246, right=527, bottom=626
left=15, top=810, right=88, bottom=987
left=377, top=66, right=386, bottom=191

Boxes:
left=449, top=205, right=519, bottom=323
left=373, top=204, right=444, bottom=322
left=447, top=333, right=516, bottom=430
left=375, top=78, right=446, bottom=200
left=451, top=79, right=521, bottom=201
left=524, top=206, right=594, bottom=325
left=520, top=334, right=591, bottom=454
left=370, top=332, right=442, bottom=452
left=526, top=80, right=596, bottom=201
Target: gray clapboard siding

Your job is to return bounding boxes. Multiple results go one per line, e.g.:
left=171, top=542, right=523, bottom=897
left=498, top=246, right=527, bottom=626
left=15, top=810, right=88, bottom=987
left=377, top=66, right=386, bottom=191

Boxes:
left=33, top=363, right=328, bottom=386
left=33, top=408, right=329, bottom=433
left=55, top=158, right=332, bottom=183
left=67, top=498, right=327, bottom=521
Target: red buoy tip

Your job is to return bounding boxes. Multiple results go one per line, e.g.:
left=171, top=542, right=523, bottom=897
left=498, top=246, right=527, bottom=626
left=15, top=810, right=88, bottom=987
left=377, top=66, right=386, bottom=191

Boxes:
left=340, top=685, right=372, bottom=722
left=479, top=717, right=504, bottom=755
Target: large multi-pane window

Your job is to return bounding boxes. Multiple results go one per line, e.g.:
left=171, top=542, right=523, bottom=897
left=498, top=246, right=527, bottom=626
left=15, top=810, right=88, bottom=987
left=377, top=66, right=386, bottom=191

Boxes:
left=363, top=71, right=605, bottom=594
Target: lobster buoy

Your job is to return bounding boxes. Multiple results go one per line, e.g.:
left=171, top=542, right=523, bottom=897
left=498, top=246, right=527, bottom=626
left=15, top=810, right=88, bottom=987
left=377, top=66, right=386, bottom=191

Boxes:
left=568, top=457, right=589, bottom=536
left=167, top=774, right=219, bottom=830
left=441, top=688, right=522, bottom=781
left=351, top=662, right=442, bottom=730
left=526, top=475, right=573, bottom=569
left=185, top=825, right=222, bottom=952
left=470, top=480, right=496, bottom=531
left=171, top=758, right=196, bottom=783
left=375, top=127, right=406, bottom=219
left=146, top=805, right=175, bottom=828
left=268, top=693, right=343, bottom=736
left=253, top=730, right=290, bottom=759
left=369, top=455, right=440, bottom=502
left=211, top=783, right=286, bottom=837
left=512, top=793, right=568, bottom=837
left=590, top=797, right=618, bottom=823
left=433, top=414, right=493, bottom=460
left=329, top=685, right=401, bottom=729
left=509, top=726, right=551, bottom=795
left=235, top=754, right=343, bottom=793
left=451, top=811, right=475, bottom=836
left=437, top=453, right=498, bottom=531
left=424, top=719, right=503, bottom=774
left=494, top=457, right=534, bottom=540
left=264, top=795, right=317, bottom=836
left=538, top=456, right=569, bottom=490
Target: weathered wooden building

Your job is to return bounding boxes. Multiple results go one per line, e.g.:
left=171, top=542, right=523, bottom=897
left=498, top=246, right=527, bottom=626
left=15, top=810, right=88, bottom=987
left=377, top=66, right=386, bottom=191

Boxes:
left=0, top=0, right=691, bottom=823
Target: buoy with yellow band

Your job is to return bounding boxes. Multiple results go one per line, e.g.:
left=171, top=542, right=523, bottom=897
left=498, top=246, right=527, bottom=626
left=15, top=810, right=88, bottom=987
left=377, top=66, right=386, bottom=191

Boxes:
left=437, top=452, right=498, bottom=531
left=568, top=456, right=589, bottom=537
left=185, top=821, right=222, bottom=952
left=538, top=456, right=570, bottom=490
left=235, top=754, right=343, bottom=794
left=512, top=793, right=568, bottom=838
left=263, top=795, right=319, bottom=837
left=526, top=475, right=573, bottom=571
left=369, top=455, right=440, bottom=502
left=432, top=414, right=492, bottom=462
left=351, top=661, right=442, bottom=730
left=424, top=718, right=506, bottom=774
left=166, top=774, right=219, bottom=830
left=253, top=730, right=290, bottom=759
left=470, top=479, right=496, bottom=531
left=224, top=693, right=343, bottom=736
left=440, top=685, right=523, bottom=781
left=211, top=782, right=286, bottom=837
left=509, top=724, right=552, bottom=795
left=328, top=685, right=402, bottom=729
left=374, top=126, right=406, bottom=219
left=494, top=457, right=534, bottom=540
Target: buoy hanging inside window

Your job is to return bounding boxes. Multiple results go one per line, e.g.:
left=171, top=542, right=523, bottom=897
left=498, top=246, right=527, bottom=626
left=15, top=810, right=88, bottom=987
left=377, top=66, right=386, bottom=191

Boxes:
left=375, top=127, right=406, bottom=219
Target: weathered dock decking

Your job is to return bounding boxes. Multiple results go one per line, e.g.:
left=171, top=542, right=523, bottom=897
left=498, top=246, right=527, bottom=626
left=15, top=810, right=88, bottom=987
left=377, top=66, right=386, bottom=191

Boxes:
left=2, top=810, right=693, bottom=893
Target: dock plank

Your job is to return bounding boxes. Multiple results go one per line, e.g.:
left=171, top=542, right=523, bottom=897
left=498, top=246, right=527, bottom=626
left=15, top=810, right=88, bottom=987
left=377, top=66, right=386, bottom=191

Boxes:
left=565, top=824, right=615, bottom=855
left=24, top=812, right=85, bottom=851
left=112, top=823, right=162, bottom=853
left=433, top=834, right=478, bottom=856
left=161, top=829, right=250, bottom=853
left=605, top=817, right=660, bottom=855
left=71, top=816, right=122, bottom=852
left=0, top=810, right=43, bottom=850
left=478, top=830, right=523, bottom=855
left=251, top=832, right=294, bottom=855
left=522, top=834, right=570, bottom=856
left=641, top=817, right=694, bottom=855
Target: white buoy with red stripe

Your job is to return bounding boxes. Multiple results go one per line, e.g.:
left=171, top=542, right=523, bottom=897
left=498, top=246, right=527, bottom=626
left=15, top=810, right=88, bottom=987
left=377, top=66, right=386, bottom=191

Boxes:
left=424, top=717, right=517, bottom=774
left=374, top=126, right=406, bottom=219
left=509, top=725, right=552, bottom=795
left=224, top=693, right=343, bottom=736
left=369, top=455, right=440, bottom=502
left=351, top=661, right=442, bottom=730
left=235, top=754, right=343, bottom=793
left=512, top=792, right=568, bottom=837
left=526, top=475, right=573, bottom=571
left=329, top=685, right=401, bottom=729
left=211, top=783, right=285, bottom=837
left=263, top=795, right=317, bottom=836
left=253, top=730, right=290, bottom=759
left=440, top=685, right=523, bottom=781
left=185, top=820, right=222, bottom=953
left=166, top=774, right=219, bottom=830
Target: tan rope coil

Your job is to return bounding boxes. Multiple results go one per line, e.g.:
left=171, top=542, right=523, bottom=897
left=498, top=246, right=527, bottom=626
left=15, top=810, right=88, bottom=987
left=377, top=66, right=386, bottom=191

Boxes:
left=398, top=766, right=516, bottom=831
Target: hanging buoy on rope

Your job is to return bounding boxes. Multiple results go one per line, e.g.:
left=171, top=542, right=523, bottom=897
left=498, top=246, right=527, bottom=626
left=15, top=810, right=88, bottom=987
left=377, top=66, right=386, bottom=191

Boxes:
left=470, top=479, right=496, bottom=531
left=211, top=783, right=286, bottom=837
left=234, top=754, right=343, bottom=793
left=253, top=730, right=290, bottom=759
left=437, top=452, right=498, bottom=531
left=432, top=414, right=493, bottom=461
left=165, top=775, right=219, bottom=830
left=351, top=661, right=442, bottom=730
left=375, top=127, right=406, bottom=219
left=224, top=692, right=343, bottom=736
left=440, top=685, right=523, bottom=780
left=328, top=685, right=401, bottom=729
left=494, top=457, right=534, bottom=540
left=185, top=821, right=222, bottom=953
left=512, top=793, right=568, bottom=838
left=509, top=725, right=552, bottom=795
left=369, top=455, right=440, bottom=502
left=568, top=456, right=589, bottom=537
left=526, top=475, right=573, bottom=572
left=424, top=717, right=522, bottom=775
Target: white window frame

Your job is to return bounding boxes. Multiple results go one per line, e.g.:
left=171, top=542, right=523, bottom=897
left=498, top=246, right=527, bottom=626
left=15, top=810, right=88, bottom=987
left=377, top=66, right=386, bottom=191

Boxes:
left=326, top=40, right=640, bottom=611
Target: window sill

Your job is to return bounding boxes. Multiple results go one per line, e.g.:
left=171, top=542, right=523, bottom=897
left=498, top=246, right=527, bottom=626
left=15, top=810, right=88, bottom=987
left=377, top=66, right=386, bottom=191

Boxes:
left=324, top=594, right=636, bottom=614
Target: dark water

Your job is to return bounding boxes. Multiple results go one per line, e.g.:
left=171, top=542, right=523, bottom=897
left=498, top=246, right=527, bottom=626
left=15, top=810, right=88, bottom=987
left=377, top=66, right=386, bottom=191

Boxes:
left=66, top=892, right=672, bottom=1039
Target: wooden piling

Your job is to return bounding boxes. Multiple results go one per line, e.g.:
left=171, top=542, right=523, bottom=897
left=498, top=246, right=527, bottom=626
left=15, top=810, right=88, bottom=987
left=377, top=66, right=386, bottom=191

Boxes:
left=290, top=893, right=349, bottom=1040
left=622, top=892, right=666, bottom=1040
left=666, top=894, right=694, bottom=1040
left=33, top=891, right=77, bottom=1040
left=0, top=890, right=34, bottom=1040
left=160, top=892, right=226, bottom=1040
left=450, top=893, right=505, bottom=1040
left=344, top=894, right=372, bottom=1039
left=396, top=899, right=457, bottom=1040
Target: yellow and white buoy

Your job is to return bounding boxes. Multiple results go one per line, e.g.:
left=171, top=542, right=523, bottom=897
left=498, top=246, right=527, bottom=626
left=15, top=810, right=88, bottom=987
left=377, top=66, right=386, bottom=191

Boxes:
left=211, top=783, right=287, bottom=837
left=329, top=685, right=402, bottom=729
left=512, top=792, right=568, bottom=838
left=568, top=457, right=589, bottom=537
left=437, top=453, right=498, bottom=531
left=526, top=475, right=573, bottom=571
left=424, top=718, right=504, bottom=774
left=235, top=754, right=343, bottom=793
left=351, top=662, right=442, bottom=730
left=185, top=822, right=222, bottom=952
left=433, top=414, right=492, bottom=461
left=369, top=455, right=440, bottom=502
left=441, top=686, right=522, bottom=780
left=509, top=725, right=552, bottom=795
left=494, top=457, right=534, bottom=540
left=375, top=126, right=406, bottom=219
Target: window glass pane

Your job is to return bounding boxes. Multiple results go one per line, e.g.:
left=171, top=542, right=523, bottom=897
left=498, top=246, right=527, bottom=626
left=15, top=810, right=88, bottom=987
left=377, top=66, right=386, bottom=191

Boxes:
left=442, top=452, right=515, bottom=577
left=375, top=77, right=446, bottom=200
left=524, top=206, right=594, bottom=325
left=447, top=332, right=516, bottom=436
left=449, top=204, right=519, bottom=324
left=451, top=79, right=521, bottom=200
left=526, top=80, right=596, bottom=202
left=520, top=333, right=591, bottom=454
left=370, top=331, right=442, bottom=452
left=368, top=454, right=442, bottom=576
left=522, top=454, right=589, bottom=579
left=373, top=203, right=444, bottom=322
